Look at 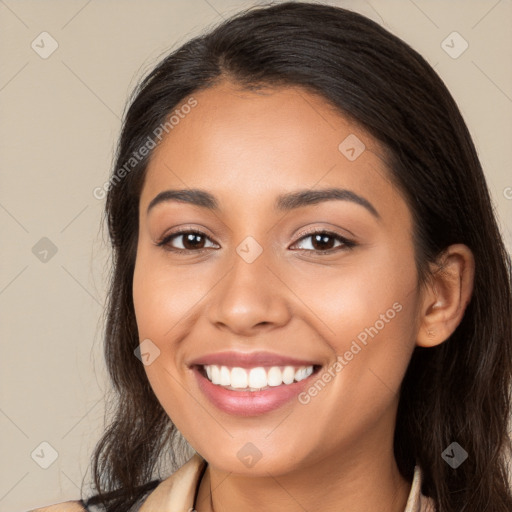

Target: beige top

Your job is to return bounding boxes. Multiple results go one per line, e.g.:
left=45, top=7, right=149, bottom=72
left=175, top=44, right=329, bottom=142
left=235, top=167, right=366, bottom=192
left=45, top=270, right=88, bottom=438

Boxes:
left=138, top=453, right=436, bottom=512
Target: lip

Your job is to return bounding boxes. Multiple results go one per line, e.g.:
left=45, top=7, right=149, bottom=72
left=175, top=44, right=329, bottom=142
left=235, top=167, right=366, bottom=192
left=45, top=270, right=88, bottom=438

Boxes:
left=189, top=351, right=321, bottom=416
left=188, top=350, right=320, bottom=369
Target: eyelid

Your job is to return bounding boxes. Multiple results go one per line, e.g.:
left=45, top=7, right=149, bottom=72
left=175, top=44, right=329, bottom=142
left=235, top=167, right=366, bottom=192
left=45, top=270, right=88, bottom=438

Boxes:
left=293, top=226, right=351, bottom=241
left=295, top=226, right=356, bottom=240
left=156, top=223, right=214, bottom=242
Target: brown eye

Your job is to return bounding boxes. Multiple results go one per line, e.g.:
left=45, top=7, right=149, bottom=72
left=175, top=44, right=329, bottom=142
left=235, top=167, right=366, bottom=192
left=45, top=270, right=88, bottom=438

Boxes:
left=157, top=230, right=218, bottom=253
left=291, top=231, right=356, bottom=253
left=179, top=232, right=207, bottom=250
left=310, top=233, right=336, bottom=251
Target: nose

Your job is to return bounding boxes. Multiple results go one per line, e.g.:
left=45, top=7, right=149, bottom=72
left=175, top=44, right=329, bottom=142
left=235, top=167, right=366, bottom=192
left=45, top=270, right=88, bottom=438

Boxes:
left=206, top=243, right=292, bottom=336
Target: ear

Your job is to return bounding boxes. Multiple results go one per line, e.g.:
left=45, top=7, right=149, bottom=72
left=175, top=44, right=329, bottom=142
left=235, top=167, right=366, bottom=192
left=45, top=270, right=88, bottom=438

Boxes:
left=416, top=244, right=475, bottom=348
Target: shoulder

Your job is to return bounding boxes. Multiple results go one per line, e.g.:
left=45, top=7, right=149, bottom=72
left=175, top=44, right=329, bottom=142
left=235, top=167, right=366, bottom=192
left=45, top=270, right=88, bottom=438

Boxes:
left=31, top=500, right=86, bottom=512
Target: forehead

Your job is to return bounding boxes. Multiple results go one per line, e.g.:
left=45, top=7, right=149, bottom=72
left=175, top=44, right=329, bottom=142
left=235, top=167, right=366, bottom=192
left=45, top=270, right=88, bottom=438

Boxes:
left=140, top=80, right=406, bottom=224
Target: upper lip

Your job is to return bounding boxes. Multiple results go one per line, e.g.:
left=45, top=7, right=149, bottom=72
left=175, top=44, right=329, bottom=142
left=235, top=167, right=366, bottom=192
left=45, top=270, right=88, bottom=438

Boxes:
left=188, top=351, right=320, bottom=369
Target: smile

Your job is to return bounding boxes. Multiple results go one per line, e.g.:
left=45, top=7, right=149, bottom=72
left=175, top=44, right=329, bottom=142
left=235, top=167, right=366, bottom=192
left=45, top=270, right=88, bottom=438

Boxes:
left=189, top=351, right=323, bottom=416
left=201, top=364, right=315, bottom=391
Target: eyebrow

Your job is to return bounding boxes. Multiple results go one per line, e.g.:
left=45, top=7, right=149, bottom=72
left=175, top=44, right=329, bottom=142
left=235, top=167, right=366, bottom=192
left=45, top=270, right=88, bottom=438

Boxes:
left=147, top=187, right=380, bottom=219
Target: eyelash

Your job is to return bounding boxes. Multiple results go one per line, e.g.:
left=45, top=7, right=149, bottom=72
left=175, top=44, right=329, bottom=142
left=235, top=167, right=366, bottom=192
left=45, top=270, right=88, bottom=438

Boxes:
left=156, top=228, right=356, bottom=255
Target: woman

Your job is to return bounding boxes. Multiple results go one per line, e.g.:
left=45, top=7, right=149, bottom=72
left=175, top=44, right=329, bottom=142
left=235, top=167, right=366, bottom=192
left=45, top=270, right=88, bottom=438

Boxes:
left=33, top=2, right=512, bottom=511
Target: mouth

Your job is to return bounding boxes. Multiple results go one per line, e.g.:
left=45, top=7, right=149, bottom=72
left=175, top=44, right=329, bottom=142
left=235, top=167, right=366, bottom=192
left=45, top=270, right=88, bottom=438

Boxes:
left=189, top=352, right=323, bottom=416
left=198, top=364, right=318, bottom=391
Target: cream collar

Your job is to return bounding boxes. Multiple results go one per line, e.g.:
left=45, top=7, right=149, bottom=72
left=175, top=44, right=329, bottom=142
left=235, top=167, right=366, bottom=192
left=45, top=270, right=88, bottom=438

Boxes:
left=139, top=453, right=435, bottom=511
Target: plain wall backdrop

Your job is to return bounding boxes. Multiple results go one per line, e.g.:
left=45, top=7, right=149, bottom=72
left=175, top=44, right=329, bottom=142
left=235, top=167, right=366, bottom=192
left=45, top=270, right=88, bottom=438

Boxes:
left=1, top=0, right=511, bottom=510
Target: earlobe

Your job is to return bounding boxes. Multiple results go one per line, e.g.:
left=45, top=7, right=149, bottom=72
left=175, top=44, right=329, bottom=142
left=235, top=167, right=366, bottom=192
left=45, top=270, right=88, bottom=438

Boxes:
left=416, top=244, right=475, bottom=348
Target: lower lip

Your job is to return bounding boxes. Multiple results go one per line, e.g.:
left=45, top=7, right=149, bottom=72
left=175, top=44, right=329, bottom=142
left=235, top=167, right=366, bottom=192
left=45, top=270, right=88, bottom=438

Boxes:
left=192, top=366, right=317, bottom=416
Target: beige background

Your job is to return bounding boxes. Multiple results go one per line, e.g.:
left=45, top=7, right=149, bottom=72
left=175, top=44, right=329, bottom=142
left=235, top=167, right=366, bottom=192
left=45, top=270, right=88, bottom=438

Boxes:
left=0, top=0, right=511, bottom=510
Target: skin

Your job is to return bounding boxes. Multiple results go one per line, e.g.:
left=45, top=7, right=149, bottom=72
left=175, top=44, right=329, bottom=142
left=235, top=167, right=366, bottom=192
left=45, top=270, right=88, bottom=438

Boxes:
left=132, top=80, right=474, bottom=512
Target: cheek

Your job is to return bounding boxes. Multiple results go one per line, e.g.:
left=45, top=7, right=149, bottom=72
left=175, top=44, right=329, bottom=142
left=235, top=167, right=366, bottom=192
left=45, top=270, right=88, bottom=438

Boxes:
left=287, top=242, right=420, bottom=415
left=132, top=251, right=196, bottom=431
left=290, top=240, right=418, bottom=349
left=132, top=246, right=207, bottom=340
left=132, top=244, right=219, bottom=421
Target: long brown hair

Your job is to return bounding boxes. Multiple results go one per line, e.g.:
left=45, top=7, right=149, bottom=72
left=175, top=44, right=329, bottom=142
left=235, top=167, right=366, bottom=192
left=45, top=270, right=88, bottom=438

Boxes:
left=84, top=3, right=512, bottom=511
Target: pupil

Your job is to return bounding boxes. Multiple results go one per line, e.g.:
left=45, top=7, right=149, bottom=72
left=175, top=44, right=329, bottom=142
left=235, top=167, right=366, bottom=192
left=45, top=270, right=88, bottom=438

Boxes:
left=184, top=233, right=204, bottom=250
left=313, top=234, right=333, bottom=250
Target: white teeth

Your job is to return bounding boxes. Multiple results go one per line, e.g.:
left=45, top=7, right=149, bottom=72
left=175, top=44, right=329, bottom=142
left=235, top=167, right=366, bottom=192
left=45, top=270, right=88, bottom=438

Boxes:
left=296, top=366, right=313, bottom=380
left=295, top=367, right=306, bottom=381
left=220, top=366, right=231, bottom=386
left=282, top=366, right=295, bottom=385
left=211, top=365, right=220, bottom=385
left=231, top=367, right=248, bottom=389
left=248, top=367, right=267, bottom=388
left=202, top=364, right=315, bottom=391
left=267, top=367, right=282, bottom=387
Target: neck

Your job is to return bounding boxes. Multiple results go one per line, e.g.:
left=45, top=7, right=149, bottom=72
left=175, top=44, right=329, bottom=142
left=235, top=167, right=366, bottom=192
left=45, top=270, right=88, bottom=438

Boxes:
left=195, top=434, right=411, bottom=512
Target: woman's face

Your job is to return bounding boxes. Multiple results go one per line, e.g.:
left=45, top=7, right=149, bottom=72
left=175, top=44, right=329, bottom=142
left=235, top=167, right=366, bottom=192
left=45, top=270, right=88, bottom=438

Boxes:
left=133, top=80, right=423, bottom=476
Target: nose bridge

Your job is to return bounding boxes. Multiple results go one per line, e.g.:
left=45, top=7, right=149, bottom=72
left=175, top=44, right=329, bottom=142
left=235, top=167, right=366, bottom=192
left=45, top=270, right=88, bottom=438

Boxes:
left=207, top=233, right=290, bottom=333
